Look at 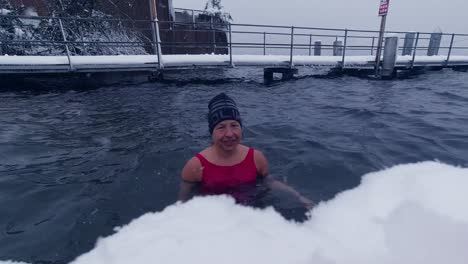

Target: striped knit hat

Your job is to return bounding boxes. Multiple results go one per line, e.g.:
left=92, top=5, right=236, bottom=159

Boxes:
left=208, top=93, right=242, bottom=134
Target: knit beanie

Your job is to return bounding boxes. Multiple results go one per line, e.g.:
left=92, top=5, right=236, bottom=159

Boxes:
left=208, top=93, right=242, bottom=134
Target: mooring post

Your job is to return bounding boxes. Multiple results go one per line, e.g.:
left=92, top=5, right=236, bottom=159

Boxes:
left=427, top=32, right=442, bottom=56
left=57, top=17, right=73, bottom=72
left=381, top=35, right=398, bottom=78
left=446, top=33, right=455, bottom=66
left=410, top=32, right=420, bottom=69
left=314, top=40, right=321, bottom=56
left=402, top=32, right=416, bottom=56
left=333, top=40, right=343, bottom=56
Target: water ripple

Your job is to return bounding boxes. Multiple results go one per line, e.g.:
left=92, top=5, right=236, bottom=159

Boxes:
left=1, top=70, right=468, bottom=263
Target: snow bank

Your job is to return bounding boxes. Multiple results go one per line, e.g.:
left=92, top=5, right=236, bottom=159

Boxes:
left=2, top=161, right=467, bottom=264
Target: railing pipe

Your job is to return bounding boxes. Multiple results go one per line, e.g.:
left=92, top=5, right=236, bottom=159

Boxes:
left=210, top=17, right=216, bottom=53
left=289, top=26, right=294, bottom=68
left=341, top=29, right=348, bottom=69
left=263, top=32, right=266, bottom=55
left=154, top=19, right=163, bottom=69
left=191, top=10, right=195, bottom=29
left=57, top=17, right=73, bottom=71
left=309, top=34, right=312, bottom=56
left=410, top=32, right=420, bottom=69
left=446, top=33, right=455, bottom=66
left=212, top=28, right=216, bottom=54
left=371, top=37, right=375, bottom=55
left=4, top=14, right=468, bottom=37
left=229, top=23, right=233, bottom=67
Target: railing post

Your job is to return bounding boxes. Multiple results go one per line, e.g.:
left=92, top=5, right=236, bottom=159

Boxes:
left=149, top=0, right=163, bottom=69
left=211, top=17, right=215, bottom=54
left=263, top=32, right=266, bottom=56
left=446, top=33, right=455, bottom=66
left=289, top=26, right=294, bottom=68
left=152, top=18, right=164, bottom=69
left=341, top=29, right=348, bottom=69
left=309, top=34, right=312, bottom=56
left=371, top=36, right=375, bottom=55
left=191, top=10, right=195, bottom=29
left=410, top=32, right=420, bottom=69
left=229, top=23, right=233, bottom=67
left=57, top=17, right=73, bottom=72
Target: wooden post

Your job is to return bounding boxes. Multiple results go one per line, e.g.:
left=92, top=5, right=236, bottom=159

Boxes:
left=427, top=32, right=442, bottom=56
left=314, top=40, right=321, bottom=56
left=333, top=40, right=343, bottom=56
left=402, top=32, right=416, bottom=56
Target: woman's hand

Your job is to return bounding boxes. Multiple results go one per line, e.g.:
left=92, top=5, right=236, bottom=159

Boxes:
left=298, top=196, right=314, bottom=210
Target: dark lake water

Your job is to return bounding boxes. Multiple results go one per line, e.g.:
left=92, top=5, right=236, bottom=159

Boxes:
left=1, top=68, right=468, bottom=263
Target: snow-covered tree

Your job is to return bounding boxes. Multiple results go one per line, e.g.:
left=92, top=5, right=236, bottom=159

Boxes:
left=203, top=0, right=232, bottom=22
left=0, top=0, right=147, bottom=55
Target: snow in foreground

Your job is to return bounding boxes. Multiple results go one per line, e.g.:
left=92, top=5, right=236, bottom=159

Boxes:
left=3, top=161, right=468, bottom=264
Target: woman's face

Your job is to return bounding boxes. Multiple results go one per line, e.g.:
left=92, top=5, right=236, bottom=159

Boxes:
left=211, top=120, right=242, bottom=152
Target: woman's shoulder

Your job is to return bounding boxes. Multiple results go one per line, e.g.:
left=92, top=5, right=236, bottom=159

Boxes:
left=181, top=155, right=203, bottom=182
left=198, top=146, right=212, bottom=157
left=251, top=147, right=269, bottom=177
left=252, top=148, right=267, bottom=162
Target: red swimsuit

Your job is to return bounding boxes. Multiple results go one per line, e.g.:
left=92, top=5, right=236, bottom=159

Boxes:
left=195, top=148, right=258, bottom=194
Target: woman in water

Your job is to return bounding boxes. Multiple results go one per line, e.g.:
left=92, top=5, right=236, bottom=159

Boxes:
left=179, top=93, right=314, bottom=209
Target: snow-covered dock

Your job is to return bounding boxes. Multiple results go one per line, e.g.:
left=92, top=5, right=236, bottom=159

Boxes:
left=2, top=54, right=468, bottom=74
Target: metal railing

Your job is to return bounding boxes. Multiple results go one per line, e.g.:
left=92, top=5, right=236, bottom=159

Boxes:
left=2, top=13, right=468, bottom=71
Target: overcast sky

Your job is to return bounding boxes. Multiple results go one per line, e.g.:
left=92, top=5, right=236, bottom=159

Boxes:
left=173, top=0, right=467, bottom=34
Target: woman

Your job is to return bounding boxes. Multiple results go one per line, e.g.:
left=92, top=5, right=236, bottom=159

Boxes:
left=179, top=93, right=314, bottom=209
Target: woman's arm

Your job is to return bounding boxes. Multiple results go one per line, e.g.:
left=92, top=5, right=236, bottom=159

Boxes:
left=265, top=178, right=314, bottom=209
left=178, top=180, right=199, bottom=202
left=254, top=150, right=314, bottom=209
left=178, top=157, right=202, bottom=202
left=253, top=150, right=269, bottom=177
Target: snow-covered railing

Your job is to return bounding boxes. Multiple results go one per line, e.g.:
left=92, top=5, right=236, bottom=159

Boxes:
left=2, top=13, right=468, bottom=71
